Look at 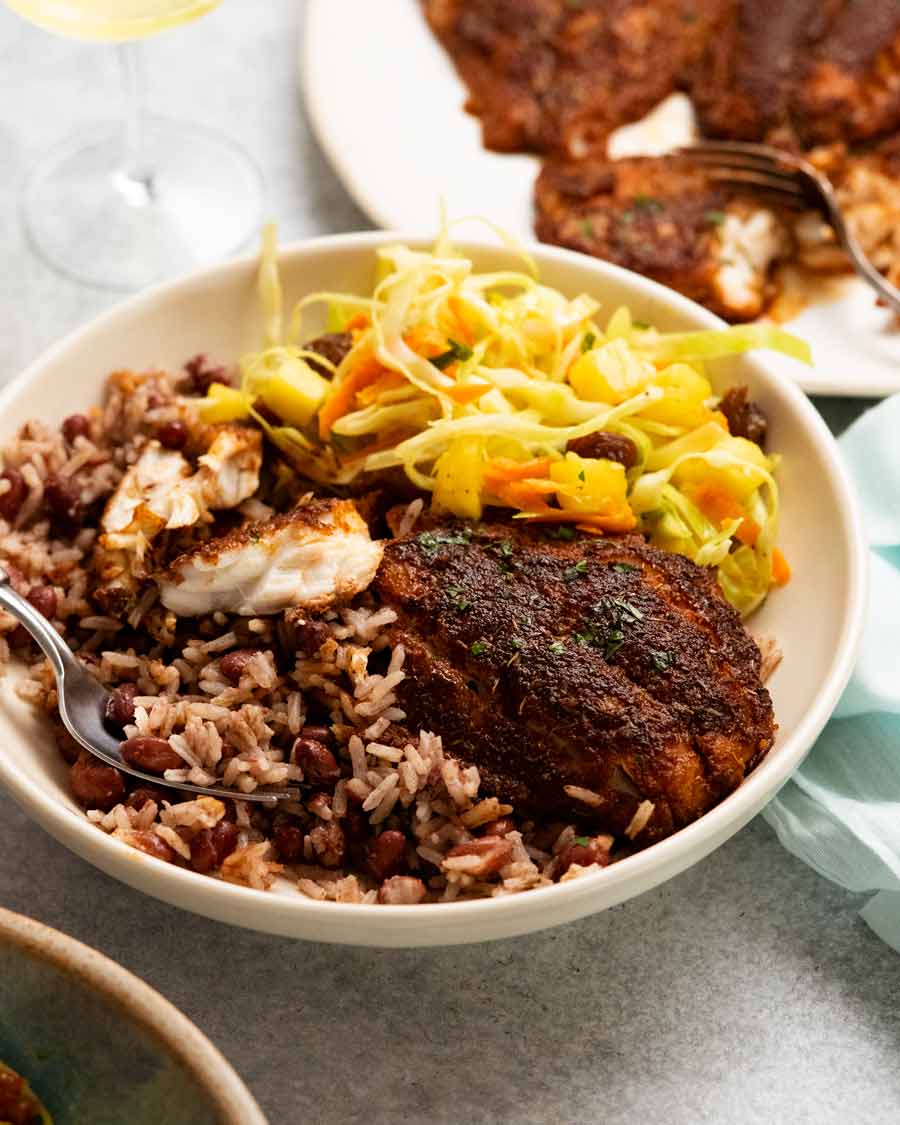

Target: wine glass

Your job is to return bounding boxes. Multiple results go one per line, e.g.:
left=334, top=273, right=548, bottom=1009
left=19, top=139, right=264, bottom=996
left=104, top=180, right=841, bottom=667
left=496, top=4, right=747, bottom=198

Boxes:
left=5, top=0, right=262, bottom=290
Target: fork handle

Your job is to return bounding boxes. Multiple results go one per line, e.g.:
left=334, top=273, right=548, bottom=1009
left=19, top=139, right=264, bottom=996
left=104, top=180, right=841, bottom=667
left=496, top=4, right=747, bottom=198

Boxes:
left=0, top=567, right=81, bottom=683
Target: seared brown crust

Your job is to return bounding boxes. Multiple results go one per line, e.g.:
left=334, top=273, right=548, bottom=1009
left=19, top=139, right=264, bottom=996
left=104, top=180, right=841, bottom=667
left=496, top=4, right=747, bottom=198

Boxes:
left=535, top=154, right=784, bottom=321
left=423, top=0, right=720, bottom=157
left=374, top=518, right=774, bottom=842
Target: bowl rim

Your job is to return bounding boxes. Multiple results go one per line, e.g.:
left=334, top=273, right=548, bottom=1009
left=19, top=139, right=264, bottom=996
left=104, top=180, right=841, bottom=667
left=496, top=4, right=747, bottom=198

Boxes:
left=0, top=230, right=869, bottom=938
left=0, top=905, right=267, bottom=1123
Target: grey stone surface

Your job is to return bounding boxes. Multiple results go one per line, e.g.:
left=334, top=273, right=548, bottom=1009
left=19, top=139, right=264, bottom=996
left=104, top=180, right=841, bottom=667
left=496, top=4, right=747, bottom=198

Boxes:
left=0, top=2, right=895, bottom=1122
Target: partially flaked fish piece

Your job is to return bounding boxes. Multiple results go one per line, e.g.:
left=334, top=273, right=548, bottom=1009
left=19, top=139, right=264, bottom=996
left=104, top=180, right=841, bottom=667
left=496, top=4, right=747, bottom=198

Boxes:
left=95, top=426, right=263, bottom=613
left=157, top=498, right=384, bottom=617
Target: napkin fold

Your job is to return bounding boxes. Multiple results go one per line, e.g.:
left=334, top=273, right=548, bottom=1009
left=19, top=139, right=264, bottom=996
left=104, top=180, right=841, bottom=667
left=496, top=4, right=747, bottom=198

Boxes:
left=763, top=395, right=900, bottom=949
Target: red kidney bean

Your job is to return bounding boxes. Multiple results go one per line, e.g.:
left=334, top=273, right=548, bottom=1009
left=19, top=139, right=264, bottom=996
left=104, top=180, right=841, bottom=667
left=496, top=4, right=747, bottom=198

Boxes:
left=128, top=830, right=175, bottom=863
left=105, top=683, right=138, bottom=728
left=124, top=786, right=167, bottom=812
left=120, top=736, right=183, bottom=774
left=155, top=420, right=188, bottom=450
left=445, top=837, right=514, bottom=876
left=62, top=413, right=91, bottom=444
left=182, top=354, right=230, bottom=395
left=299, top=724, right=332, bottom=745
left=70, top=751, right=125, bottom=811
left=219, top=648, right=260, bottom=684
left=189, top=820, right=239, bottom=873
left=295, top=619, right=332, bottom=656
left=365, top=829, right=407, bottom=881
left=44, top=476, right=84, bottom=527
left=292, top=737, right=340, bottom=785
left=26, top=585, right=57, bottom=620
left=555, top=834, right=613, bottom=876
left=341, top=806, right=369, bottom=841
left=566, top=431, right=638, bottom=469
left=273, top=823, right=305, bottom=862
left=0, top=469, right=27, bottom=522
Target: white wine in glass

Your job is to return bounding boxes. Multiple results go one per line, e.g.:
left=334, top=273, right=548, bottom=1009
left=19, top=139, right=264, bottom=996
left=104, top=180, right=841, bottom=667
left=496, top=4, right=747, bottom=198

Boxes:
left=6, top=0, right=262, bottom=289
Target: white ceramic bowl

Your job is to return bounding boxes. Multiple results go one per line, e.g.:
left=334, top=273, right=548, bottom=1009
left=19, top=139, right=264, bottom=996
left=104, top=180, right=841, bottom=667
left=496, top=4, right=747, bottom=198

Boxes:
left=0, top=233, right=867, bottom=947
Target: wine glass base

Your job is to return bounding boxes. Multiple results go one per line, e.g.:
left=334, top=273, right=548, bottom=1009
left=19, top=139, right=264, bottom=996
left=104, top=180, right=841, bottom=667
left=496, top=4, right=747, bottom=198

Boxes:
left=22, top=117, right=263, bottom=291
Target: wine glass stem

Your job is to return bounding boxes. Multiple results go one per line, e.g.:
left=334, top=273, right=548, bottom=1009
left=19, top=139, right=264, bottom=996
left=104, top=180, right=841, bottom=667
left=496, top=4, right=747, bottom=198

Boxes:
left=116, top=42, right=155, bottom=206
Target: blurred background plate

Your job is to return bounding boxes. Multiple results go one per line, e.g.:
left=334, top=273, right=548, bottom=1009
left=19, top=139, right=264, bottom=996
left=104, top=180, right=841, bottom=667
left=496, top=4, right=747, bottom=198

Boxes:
left=0, top=907, right=266, bottom=1125
left=302, top=0, right=900, bottom=398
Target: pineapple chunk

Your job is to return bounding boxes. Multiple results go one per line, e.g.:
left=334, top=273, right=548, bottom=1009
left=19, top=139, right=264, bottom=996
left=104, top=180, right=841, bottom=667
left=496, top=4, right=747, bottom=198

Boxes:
left=569, top=338, right=654, bottom=404
left=642, top=364, right=713, bottom=427
left=550, top=452, right=631, bottom=517
left=673, top=435, right=771, bottom=502
left=243, top=347, right=330, bottom=428
left=433, top=437, right=485, bottom=519
left=199, top=383, right=250, bottom=424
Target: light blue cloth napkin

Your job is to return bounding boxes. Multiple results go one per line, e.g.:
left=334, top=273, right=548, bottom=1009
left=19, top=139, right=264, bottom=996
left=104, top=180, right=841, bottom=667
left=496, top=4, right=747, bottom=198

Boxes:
left=763, top=394, right=900, bottom=949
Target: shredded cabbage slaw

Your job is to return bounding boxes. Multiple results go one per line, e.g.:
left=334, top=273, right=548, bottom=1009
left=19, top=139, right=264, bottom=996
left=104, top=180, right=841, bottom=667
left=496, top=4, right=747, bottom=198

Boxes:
left=200, top=225, right=809, bottom=616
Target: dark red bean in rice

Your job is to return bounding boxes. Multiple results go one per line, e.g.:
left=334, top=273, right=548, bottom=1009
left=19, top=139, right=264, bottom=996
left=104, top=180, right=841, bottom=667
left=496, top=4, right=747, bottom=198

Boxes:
left=219, top=648, right=260, bottom=684
left=155, top=420, right=188, bottom=450
left=295, top=619, right=332, bottom=656
left=128, top=830, right=175, bottom=863
left=120, top=736, right=183, bottom=774
left=299, top=724, right=332, bottom=745
left=61, top=413, right=91, bottom=444
left=273, top=823, right=305, bottom=862
left=182, top=354, right=230, bottom=395
left=44, top=477, right=84, bottom=528
left=555, top=835, right=613, bottom=875
left=210, top=820, right=239, bottom=864
left=309, top=821, right=345, bottom=867
left=70, top=751, right=125, bottom=811
left=190, top=820, right=239, bottom=873
left=0, top=469, right=26, bottom=522
left=26, top=585, right=57, bottom=620
left=445, top=837, right=514, bottom=876
left=124, top=786, right=167, bottom=811
left=292, top=737, right=340, bottom=785
left=365, top=830, right=407, bottom=881
left=105, top=683, right=138, bottom=728
left=341, top=806, right=369, bottom=841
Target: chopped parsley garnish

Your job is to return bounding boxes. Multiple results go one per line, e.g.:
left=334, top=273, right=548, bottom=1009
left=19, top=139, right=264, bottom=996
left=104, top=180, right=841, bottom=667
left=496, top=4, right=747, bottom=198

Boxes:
left=651, top=649, right=673, bottom=672
left=705, top=209, right=726, bottom=226
left=546, top=525, right=575, bottom=541
left=511, top=637, right=525, bottom=650
left=632, top=320, right=651, bottom=330
left=573, top=836, right=590, bottom=847
left=579, top=217, right=595, bottom=238
left=573, top=596, right=644, bottom=662
left=417, top=528, right=471, bottom=553
left=563, top=559, right=589, bottom=582
left=633, top=194, right=664, bottom=213
left=577, top=469, right=586, bottom=482
left=445, top=584, right=471, bottom=612
left=470, top=640, right=487, bottom=657
left=581, top=331, right=597, bottom=353
left=612, top=562, right=638, bottom=573
left=431, top=338, right=474, bottom=370
left=548, top=641, right=566, bottom=656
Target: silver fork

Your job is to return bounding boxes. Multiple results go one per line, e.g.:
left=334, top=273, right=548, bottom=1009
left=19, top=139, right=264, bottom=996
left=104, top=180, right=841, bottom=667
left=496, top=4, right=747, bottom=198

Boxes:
left=0, top=569, right=299, bottom=807
left=680, top=141, right=900, bottom=316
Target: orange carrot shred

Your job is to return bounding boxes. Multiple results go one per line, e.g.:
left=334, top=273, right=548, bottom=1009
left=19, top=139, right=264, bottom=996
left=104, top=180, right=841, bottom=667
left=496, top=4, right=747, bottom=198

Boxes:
left=771, top=547, right=791, bottom=586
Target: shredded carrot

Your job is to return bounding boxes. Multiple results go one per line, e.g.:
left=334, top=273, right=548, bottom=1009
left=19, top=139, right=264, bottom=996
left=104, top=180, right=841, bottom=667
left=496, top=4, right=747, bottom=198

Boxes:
left=689, top=481, right=744, bottom=526
left=735, top=517, right=760, bottom=547
left=483, top=457, right=553, bottom=485
left=490, top=477, right=559, bottom=512
left=355, top=371, right=408, bottom=406
left=345, top=312, right=369, bottom=332
left=446, top=383, right=491, bottom=405
left=318, top=349, right=390, bottom=439
left=403, top=324, right=448, bottom=358
left=771, top=547, right=791, bottom=586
